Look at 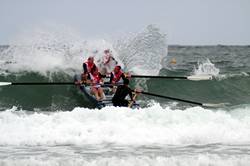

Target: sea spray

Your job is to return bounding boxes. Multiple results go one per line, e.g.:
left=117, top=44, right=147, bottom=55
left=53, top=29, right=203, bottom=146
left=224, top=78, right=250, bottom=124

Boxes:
left=192, top=59, right=220, bottom=76
left=114, top=25, right=167, bottom=90
left=0, top=25, right=167, bottom=77
left=0, top=26, right=85, bottom=76
left=114, top=24, right=167, bottom=75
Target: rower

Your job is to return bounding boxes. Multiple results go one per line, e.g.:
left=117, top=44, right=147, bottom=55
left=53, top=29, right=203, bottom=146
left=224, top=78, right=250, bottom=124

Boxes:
left=89, top=67, right=104, bottom=101
left=109, top=65, right=129, bottom=93
left=98, top=49, right=118, bottom=75
left=109, top=65, right=126, bottom=84
left=112, top=78, right=134, bottom=107
left=82, top=56, right=97, bottom=82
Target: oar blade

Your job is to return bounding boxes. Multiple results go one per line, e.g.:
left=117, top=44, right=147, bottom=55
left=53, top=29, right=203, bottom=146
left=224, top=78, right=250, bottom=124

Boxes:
left=202, top=103, right=228, bottom=108
left=0, top=82, right=12, bottom=86
left=187, top=75, right=213, bottom=81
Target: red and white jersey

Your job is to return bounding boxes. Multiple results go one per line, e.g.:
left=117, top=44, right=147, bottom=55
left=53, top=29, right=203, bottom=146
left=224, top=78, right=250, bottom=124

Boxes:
left=84, top=61, right=95, bottom=73
left=111, top=70, right=124, bottom=83
left=89, top=73, right=102, bottom=88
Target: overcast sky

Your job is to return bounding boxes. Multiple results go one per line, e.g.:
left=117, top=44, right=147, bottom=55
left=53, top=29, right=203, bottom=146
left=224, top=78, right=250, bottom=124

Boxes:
left=0, top=0, right=249, bottom=45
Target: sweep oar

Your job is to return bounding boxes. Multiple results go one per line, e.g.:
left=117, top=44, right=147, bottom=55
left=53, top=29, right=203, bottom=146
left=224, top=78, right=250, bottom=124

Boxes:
left=0, top=82, right=125, bottom=87
left=141, top=91, right=226, bottom=108
left=130, top=74, right=213, bottom=81
left=0, top=82, right=75, bottom=86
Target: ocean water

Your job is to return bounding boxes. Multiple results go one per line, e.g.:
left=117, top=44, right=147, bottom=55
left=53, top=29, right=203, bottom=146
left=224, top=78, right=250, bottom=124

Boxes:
left=0, top=25, right=250, bottom=165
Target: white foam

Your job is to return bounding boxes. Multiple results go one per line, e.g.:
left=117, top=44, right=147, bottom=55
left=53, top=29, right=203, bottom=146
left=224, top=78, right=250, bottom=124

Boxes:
left=215, top=72, right=250, bottom=80
left=193, top=59, right=220, bottom=76
left=1, top=104, right=250, bottom=146
left=1, top=154, right=250, bottom=166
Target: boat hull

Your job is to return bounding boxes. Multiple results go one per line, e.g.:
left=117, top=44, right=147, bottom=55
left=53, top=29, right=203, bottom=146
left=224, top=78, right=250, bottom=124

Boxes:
left=74, top=75, right=139, bottom=109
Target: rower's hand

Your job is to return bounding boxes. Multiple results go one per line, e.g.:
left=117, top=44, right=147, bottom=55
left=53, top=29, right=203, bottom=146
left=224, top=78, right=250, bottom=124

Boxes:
left=101, top=74, right=107, bottom=78
left=75, top=81, right=81, bottom=85
left=85, top=80, right=91, bottom=85
left=125, top=72, right=131, bottom=78
left=75, top=80, right=86, bottom=85
left=91, top=80, right=97, bottom=85
left=134, top=88, right=142, bottom=93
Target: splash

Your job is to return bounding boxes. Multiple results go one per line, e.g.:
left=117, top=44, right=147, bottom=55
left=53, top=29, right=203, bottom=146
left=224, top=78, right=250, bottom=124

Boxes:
left=0, top=25, right=122, bottom=77
left=193, top=59, right=220, bottom=76
left=82, top=39, right=124, bottom=72
left=114, top=24, right=167, bottom=75
left=0, top=25, right=167, bottom=81
left=0, top=26, right=86, bottom=76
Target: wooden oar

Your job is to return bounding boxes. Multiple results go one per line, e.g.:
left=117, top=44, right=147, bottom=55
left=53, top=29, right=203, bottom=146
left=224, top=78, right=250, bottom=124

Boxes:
left=105, top=74, right=213, bottom=81
left=141, top=91, right=226, bottom=108
left=0, top=81, right=125, bottom=87
left=130, top=74, right=213, bottom=81
left=0, top=82, right=75, bottom=86
left=128, top=92, right=139, bottom=108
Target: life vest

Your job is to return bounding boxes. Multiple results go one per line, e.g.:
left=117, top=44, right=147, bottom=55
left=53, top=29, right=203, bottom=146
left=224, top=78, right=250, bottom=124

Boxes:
left=111, top=70, right=123, bottom=83
left=84, top=61, right=95, bottom=73
left=90, top=73, right=102, bottom=88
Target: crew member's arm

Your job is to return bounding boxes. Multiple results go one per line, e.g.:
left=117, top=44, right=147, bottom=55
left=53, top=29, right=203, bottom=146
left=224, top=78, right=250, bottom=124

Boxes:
left=128, top=88, right=134, bottom=102
left=110, top=72, right=114, bottom=84
left=99, top=73, right=104, bottom=85
left=100, top=73, right=106, bottom=78
left=83, top=63, right=88, bottom=74
left=124, top=72, right=132, bottom=79
left=111, top=56, right=118, bottom=65
left=121, top=73, right=126, bottom=81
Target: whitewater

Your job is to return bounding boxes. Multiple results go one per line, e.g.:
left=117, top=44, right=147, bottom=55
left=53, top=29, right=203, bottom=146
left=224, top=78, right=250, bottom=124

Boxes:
left=1, top=25, right=250, bottom=165
left=1, top=105, right=250, bottom=165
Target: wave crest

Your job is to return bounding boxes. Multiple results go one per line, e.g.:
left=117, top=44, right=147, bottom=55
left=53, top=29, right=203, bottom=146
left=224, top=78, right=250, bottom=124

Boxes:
left=1, top=104, right=250, bottom=146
